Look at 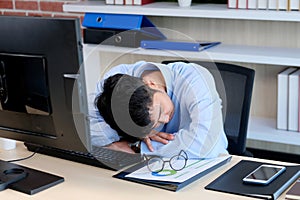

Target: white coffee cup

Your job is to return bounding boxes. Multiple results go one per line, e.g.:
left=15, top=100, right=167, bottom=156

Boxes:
left=178, top=0, right=192, bottom=7
left=0, top=138, right=16, bottom=150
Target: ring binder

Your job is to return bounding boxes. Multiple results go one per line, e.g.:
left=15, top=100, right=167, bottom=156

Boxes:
left=82, top=13, right=166, bottom=40
left=83, top=28, right=164, bottom=48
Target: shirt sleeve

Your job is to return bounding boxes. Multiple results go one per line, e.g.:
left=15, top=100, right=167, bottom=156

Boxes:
left=88, top=61, right=147, bottom=146
left=140, top=63, right=228, bottom=158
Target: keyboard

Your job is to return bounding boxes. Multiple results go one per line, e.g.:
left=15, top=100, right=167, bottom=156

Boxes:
left=91, top=145, right=145, bottom=170
left=25, top=143, right=145, bottom=171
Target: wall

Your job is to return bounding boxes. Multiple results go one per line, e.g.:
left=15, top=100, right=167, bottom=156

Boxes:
left=0, top=0, right=84, bottom=20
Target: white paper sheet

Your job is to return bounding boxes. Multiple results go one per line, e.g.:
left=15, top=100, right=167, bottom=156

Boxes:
left=125, top=155, right=231, bottom=183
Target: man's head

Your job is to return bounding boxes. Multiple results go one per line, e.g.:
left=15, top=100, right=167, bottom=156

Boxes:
left=95, top=70, right=174, bottom=142
left=95, top=74, right=154, bottom=142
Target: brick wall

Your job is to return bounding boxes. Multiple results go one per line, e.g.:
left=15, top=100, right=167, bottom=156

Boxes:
left=0, top=0, right=84, bottom=20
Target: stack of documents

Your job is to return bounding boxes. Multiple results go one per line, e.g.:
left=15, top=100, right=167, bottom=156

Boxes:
left=113, top=155, right=231, bottom=191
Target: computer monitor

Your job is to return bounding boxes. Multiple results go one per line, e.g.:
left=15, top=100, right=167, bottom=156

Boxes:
left=0, top=16, right=90, bottom=154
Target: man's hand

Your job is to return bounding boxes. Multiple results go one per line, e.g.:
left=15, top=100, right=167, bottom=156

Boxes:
left=104, top=141, right=135, bottom=154
left=144, top=132, right=174, bottom=152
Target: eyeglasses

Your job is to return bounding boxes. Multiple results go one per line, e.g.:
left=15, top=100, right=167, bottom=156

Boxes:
left=143, top=150, right=188, bottom=173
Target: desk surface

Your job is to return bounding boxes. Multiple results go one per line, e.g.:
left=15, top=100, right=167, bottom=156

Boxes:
left=0, top=142, right=295, bottom=200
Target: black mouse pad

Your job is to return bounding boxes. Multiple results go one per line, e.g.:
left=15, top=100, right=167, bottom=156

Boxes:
left=0, top=159, right=64, bottom=195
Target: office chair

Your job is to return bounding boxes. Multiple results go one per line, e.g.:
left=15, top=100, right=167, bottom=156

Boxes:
left=162, top=60, right=255, bottom=156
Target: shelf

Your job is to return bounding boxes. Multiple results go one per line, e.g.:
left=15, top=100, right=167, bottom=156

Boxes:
left=247, top=117, right=300, bottom=155
left=63, top=1, right=300, bottom=22
left=248, top=117, right=300, bottom=146
left=83, top=44, right=300, bottom=67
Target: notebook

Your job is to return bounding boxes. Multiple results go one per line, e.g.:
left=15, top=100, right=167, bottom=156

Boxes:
left=205, top=160, right=300, bottom=199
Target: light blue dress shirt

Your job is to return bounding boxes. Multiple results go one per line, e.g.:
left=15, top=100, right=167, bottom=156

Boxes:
left=89, top=61, right=228, bottom=159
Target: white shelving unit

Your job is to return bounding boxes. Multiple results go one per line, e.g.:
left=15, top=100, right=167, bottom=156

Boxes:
left=64, top=1, right=300, bottom=155
left=63, top=1, right=300, bottom=22
left=82, top=44, right=300, bottom=66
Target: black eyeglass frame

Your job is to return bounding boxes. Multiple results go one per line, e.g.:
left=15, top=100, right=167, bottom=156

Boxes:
left=143, top=150, right=188, bottom=173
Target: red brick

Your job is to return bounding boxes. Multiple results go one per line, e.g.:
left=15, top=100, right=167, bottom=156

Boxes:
left=40, top=1, right=64, bottom=12
left=0, top=0, right=13, bottom=9
left=53, top=13, right=84, bottom=19
left=2, top=11, right=27, bottom=16
left=27, top=11, right=52, bottom=17
left=16, top=0, right=38, bottom=10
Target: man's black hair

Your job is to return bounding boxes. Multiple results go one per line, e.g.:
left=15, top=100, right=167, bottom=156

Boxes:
left=95, top=74, right=155, bottom=142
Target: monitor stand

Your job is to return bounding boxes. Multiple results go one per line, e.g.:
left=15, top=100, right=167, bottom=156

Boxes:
left=0, top=159, right=64, bottom=195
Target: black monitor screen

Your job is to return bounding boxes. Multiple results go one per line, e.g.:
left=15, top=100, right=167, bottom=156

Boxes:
left=0, top=16, right=90, bottom=152
left=0, top=53, right=51, bottom=114
left=0, top=53, right=55, bottom=137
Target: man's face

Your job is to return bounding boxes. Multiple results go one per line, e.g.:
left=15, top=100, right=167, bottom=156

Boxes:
left=148, top=90, right=174, bottom=136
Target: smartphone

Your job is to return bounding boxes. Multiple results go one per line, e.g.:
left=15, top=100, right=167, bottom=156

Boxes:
left=242, top=164, right=286, bottom=185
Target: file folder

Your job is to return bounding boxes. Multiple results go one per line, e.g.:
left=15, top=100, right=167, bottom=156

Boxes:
left=83, top=28, right=121, bottom=45
left=82, top=13, right=166, bottom=39
left=113, top=156, right=231, bottom=192
left=205, top=160, right=300, bottom=200
left=83, top=28, right=164, bottom=48
left=140, top=40, right=221, bottom=52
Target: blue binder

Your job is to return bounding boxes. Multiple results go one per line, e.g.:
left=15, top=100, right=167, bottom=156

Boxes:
left=82, top=13, right=166, bottom=39
left=140, top=39, right=221, bottom=52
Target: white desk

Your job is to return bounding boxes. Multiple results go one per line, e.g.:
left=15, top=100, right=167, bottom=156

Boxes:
left=0, top=142, right=295, bottom=200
